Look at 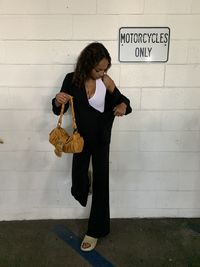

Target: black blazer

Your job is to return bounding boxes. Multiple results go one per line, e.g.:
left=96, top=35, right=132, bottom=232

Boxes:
left=52, top=72, right=132, bottom=146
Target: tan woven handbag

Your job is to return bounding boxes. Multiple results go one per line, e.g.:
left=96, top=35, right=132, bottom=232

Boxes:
left=49, top=96, right=84, bottom=157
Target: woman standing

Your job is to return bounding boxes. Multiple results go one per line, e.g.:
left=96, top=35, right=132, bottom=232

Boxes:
left=52, top=42, right=132, bottom=251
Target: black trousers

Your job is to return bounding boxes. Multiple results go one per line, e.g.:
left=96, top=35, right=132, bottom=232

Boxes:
left=71, top=143, right=110, bottom=238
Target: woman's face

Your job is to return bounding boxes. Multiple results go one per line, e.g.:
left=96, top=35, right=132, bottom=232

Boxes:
left=90, top=58, right=109, bottom=80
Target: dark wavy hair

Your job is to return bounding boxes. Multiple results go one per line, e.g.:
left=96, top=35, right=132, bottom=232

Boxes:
left=72, top=42, right=111, bottom=88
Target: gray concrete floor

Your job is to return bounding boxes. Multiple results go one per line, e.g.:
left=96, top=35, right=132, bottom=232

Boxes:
left=0, top=218, right=200, bottom=267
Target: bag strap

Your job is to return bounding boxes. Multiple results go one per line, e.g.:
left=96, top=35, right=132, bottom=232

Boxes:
left=57, top=103, right=65, bottom=127
left=69, top=96, right=78, bottom=130
left=57, top=96, right=78, bottom=130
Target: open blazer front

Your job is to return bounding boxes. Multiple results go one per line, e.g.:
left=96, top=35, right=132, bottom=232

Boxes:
left=52, top=72, right=132, bottom=147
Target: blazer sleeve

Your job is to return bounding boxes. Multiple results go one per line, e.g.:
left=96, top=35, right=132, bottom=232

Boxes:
left=109, top=87, right=132, bottom=115
left=52, top=73, right=73, bottom=116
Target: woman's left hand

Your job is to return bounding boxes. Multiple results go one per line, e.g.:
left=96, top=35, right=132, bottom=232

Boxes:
left=113, top=102, right=127, bottom=116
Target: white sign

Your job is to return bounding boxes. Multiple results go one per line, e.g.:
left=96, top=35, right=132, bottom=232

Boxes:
left=119, top=27, right=170, bottom=62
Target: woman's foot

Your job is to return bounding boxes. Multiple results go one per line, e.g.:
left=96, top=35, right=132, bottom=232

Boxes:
left=80, top=235, right=98, bottom=251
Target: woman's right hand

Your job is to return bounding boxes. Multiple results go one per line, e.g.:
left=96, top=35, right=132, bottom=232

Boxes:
left=55, top=92, right=71, bottom=107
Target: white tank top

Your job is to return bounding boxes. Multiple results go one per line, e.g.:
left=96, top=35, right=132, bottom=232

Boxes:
left=88, top=79, right=106, bottom=112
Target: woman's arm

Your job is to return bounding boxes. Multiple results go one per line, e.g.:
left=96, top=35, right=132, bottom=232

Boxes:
left=102, top=74, right=132, bottom=116
left=52, top=73, right=72, bottom=115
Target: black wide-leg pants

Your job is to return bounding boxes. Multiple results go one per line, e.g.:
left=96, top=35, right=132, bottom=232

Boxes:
left=71, top=143, right=110, bottom=238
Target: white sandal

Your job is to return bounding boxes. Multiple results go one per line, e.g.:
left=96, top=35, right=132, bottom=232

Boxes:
left=81, top=235, right=98, bottom=251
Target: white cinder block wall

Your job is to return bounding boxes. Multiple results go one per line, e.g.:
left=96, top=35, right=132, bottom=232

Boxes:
left=0, top=0, right=200, bottom=220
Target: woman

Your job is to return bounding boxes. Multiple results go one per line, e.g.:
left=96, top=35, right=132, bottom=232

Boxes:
left=52, top=42, right=132, bottom=251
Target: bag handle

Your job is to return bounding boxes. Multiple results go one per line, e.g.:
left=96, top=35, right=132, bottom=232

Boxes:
left=57, top=96, right=78, bottom=130
left=69, top=96, right=78, bottom=130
